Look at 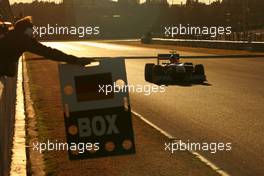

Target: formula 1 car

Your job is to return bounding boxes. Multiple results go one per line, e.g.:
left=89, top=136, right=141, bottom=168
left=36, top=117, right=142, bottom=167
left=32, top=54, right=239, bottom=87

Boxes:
left=145, top=54, right=206, bottom=85
left=141, top=32, right=152, bottom=44
left=83, top=52, right=264, bottom=86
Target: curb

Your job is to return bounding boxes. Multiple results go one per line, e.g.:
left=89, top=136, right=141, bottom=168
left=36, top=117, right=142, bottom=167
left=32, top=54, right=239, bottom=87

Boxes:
left=10, top=58, right=27, bottom=176
left=22, top=55, right=46, bottom=176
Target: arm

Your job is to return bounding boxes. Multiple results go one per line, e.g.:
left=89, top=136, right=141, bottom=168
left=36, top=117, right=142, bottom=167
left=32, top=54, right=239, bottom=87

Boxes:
left=24, top=37, right=91, bottom=65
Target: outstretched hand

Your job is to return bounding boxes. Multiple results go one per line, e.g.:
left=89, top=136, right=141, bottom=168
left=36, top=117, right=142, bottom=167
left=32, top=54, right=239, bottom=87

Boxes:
left=75, top=57, right=96, bottom=66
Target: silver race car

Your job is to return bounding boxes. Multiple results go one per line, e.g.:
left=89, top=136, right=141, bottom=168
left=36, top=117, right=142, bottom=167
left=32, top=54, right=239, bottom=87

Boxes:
left=145, top=54, right=206, bottom=85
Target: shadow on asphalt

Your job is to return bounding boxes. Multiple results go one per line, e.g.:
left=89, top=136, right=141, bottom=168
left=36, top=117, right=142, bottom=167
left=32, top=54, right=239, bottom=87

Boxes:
left=154, top=81, right=212, bottom=87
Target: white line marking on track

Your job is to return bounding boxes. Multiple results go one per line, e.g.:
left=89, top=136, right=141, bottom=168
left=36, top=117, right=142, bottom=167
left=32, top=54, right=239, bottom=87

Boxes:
left=131, top=110, right=231, bottom=176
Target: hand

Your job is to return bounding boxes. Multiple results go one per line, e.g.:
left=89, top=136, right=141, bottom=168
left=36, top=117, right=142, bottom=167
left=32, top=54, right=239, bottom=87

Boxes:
left=75, top=57, right=95, bottom=66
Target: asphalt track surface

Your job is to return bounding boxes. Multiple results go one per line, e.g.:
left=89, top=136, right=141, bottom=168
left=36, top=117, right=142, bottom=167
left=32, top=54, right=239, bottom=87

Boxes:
left=43, top=41, right=264, bottom=176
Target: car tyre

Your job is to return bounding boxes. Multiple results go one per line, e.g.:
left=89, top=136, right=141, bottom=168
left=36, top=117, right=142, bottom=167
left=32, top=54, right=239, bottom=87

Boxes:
left=145, top=63, right=154, bottom=82
left=195, top=64, right=205, bottom=75
left=153, top=65, right=164, bottom=76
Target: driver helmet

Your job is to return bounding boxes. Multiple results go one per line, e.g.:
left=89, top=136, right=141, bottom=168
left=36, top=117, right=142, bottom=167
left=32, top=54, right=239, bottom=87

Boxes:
left=169, top=54, right=180, bottom=63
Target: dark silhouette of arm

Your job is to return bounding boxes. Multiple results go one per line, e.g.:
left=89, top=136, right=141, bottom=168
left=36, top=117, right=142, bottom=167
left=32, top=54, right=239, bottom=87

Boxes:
left=24, top=36, right=87, bottom=64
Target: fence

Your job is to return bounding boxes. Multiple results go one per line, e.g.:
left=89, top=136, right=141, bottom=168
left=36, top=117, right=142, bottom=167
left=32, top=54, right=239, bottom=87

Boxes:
left=151, top=37, right=264, bottom=51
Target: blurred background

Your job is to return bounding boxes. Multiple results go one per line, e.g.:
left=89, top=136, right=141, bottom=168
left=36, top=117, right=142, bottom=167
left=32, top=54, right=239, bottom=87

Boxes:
left=1, top=0, right=262, bottom=40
